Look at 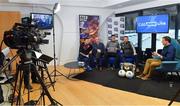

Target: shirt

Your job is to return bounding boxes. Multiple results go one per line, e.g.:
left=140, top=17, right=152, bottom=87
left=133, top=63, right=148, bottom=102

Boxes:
left=106, top=41, right=120, bottom=53
left=79, top=43, right=93, bottom=55
left=161, top=44, right=176, bottom=61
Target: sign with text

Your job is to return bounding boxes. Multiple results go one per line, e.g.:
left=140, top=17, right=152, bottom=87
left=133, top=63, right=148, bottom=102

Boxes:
left=136, top=14, right=169, bottom=33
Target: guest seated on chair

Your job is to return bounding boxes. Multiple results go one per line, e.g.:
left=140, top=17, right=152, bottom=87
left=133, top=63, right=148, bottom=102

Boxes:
left=92, top=37, right=105, bottom=70
left=104, top=34, right=120, bottom=68
left=79, top=38, right=93, bottom=71
left=137, top=36, right=176, bottom=80
left=120, top=36, right=136, bottom=63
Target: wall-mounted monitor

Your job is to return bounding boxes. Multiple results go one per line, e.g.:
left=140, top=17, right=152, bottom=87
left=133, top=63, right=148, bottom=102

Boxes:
left=30, top=13, right=53, bottom=29
left=136, top=14, right=169, bottom=33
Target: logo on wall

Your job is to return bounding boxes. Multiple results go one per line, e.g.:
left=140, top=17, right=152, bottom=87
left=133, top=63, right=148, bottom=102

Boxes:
left=79, top=15, right=99, bottom=43
left=107, top=17, right=125, bottom=41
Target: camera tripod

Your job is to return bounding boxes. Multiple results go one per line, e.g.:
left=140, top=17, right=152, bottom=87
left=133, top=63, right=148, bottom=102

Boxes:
left=0, top=49, right=62, bottom=105
left=34, top=59, right=57, bottom=105
left=168, top=88, right=180, bottom=106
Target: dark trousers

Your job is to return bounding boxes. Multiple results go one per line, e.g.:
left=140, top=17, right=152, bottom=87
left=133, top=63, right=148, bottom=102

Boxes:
left=0, top=85, right=4, bottom=103
left=121, top=54, right=135, bottom=63
left=22, top=63, right=37, bottom=86
left=78, top=54, right=93, bottom=71
left=94, top=53, right=104, bottom=68
left=104, top=52, right=120, bottom=68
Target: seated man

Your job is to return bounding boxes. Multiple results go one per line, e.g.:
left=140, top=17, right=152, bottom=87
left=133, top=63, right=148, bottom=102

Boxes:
left=137, top=36, right=176, bottom=80
left=120, top=36, right=136, bottom=62
left=79, top=38, right=93, bottom=71
left=92, top=37, right=105, bottom=70
left=104, top=34, right=120, bottom=68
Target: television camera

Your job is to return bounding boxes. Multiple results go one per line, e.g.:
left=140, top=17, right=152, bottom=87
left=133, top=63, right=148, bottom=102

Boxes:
left=3, top=17, right=49, bottom=50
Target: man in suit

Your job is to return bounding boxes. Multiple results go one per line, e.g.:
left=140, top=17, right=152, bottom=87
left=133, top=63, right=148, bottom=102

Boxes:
left=137, top=36, right=176, bottom=80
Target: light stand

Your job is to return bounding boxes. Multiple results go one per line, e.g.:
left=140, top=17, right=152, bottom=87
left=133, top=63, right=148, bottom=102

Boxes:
left=50, top=3, right=68, bottom=82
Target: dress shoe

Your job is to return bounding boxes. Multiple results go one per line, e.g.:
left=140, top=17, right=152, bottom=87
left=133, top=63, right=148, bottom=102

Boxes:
left=141, top=75, right=150, bottom=80
left=136, top=74, right=145, bottom=78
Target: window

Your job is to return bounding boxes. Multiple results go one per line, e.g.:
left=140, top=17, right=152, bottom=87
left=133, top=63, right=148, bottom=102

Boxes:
left=121, top=13, right=139, bottom=47
left=142, top=34, right=151, bottom=51
left=156, top=30, right=175, bottom=50
left=124, top=13, right=139, bottom=30
left=124, top=30, right=138, bottom=47
left=116, top=4, right=179, bottom=51
left=143, top=5, right=177, bottom=50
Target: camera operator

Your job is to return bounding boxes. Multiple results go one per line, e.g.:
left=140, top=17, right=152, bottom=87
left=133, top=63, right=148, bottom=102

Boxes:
left=19, top=49, right=39, bottom=90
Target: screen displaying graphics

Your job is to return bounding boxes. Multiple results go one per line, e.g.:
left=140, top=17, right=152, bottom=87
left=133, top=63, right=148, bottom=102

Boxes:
left=31, top=13, right=53, bottom=29
left=136, top=14, right=169, bottom=33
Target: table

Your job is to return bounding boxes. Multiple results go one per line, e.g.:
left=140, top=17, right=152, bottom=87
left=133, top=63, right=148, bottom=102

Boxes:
left=64, top=61, right=83, bottom=78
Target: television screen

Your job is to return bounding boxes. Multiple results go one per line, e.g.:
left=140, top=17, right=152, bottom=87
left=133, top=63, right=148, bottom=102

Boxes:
left=136, top=14, right=169, bottom=33
left=31, top=13, right=53, bottom=29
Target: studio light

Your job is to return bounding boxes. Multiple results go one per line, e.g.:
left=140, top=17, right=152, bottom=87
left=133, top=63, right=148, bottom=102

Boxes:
left=53, top=3, right=61, bottom=13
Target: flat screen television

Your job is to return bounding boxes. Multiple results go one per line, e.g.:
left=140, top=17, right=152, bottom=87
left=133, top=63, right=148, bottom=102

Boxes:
left=136, top=14, right=169, bottom=33
left=30, top=13, right=53, bottom=29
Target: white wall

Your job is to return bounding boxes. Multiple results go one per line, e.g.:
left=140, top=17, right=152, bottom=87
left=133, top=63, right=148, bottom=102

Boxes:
left=0, top=3, right=114, bottom=65
left=58, top=6, right=114, bottom=64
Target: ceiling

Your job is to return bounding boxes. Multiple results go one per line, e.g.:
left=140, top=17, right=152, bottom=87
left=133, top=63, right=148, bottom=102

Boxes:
left=60, top=0, right=157, bottom=9
left=0, top=0, right=159, bottom=9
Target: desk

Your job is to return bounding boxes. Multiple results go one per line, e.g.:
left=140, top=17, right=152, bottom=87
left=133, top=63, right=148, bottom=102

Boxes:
left=64, top=61, right=83, bottom=78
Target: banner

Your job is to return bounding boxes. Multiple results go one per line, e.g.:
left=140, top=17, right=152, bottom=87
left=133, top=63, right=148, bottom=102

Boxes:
left=107, top=17, right=125, bottom=42
left=79, top=15, right=100, bottom=43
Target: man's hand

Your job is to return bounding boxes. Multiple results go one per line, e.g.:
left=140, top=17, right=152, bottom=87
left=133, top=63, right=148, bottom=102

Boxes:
left=152, top=52, right=163, bottom=59
left=152, top=52, right=159, bottom=56
left=89, top=51, right=92, bottom=54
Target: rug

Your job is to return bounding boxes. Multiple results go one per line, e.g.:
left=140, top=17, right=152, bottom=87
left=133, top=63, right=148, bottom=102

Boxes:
left=73, top=70, right=180, bottom=102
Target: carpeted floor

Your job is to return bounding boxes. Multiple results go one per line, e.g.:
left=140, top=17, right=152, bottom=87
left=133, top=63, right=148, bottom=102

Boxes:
left=73, top=69, right=180, bottom=102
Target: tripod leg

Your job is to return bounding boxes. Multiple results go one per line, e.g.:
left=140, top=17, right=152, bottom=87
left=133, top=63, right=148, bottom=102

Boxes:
left=45, top=67, right=55, bottom=91
left=31, top=63, right=62, bottom=105
left=41, top=67, right=45, bottom=106
left=35, top=93, right=44, bottom=105
left=11, top=64, right=20, bottom=106
left=27, top=64, right=31, bottom=103
left=49, top=67, right=68, bottom=82
left=17, top=66, right=24, bottom=106
left=168, top=89, right=180, bottom=106
left=42, top=91, right=45, bottom=105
